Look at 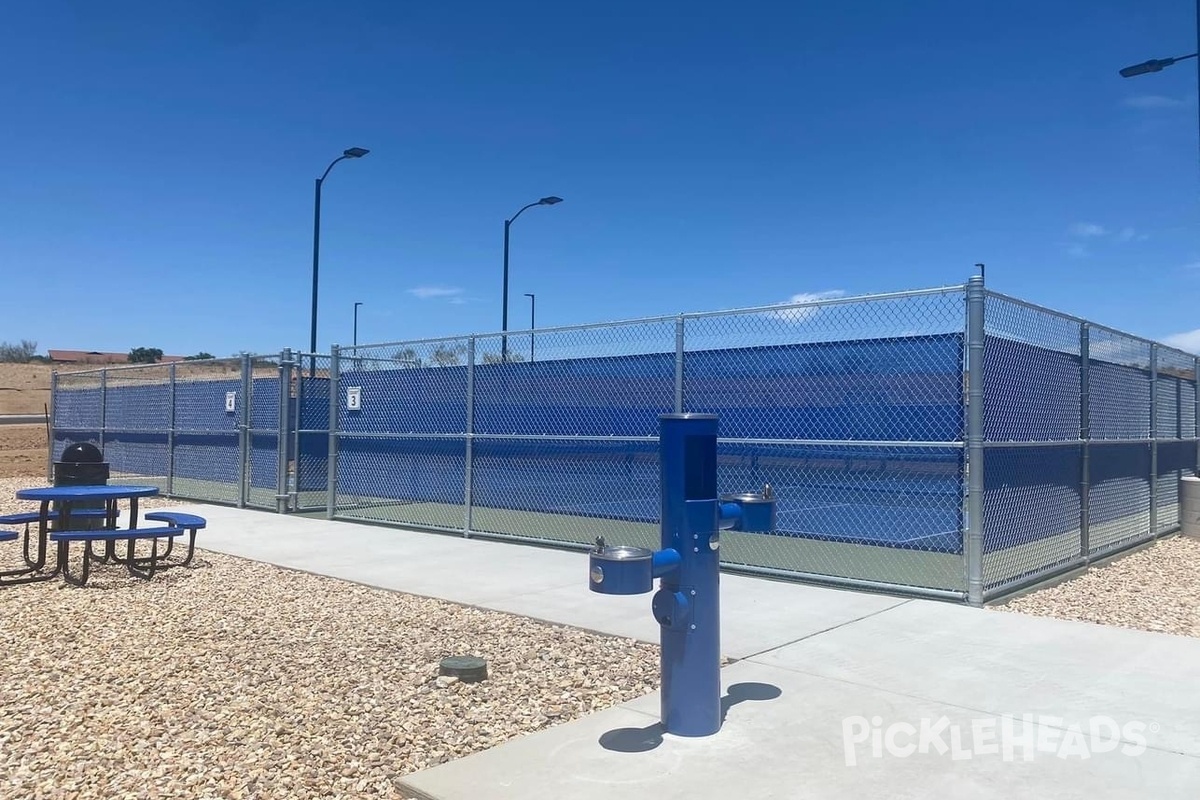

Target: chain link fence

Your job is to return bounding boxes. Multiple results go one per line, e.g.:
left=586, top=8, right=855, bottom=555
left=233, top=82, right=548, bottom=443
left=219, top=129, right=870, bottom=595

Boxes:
left=331, top=287, right=970, bottom=599
left=978, top=290, right=1198, bottom=601
left=51, top=354, right=295, bottom=512
left=49, top=279, right=1199, bottom=604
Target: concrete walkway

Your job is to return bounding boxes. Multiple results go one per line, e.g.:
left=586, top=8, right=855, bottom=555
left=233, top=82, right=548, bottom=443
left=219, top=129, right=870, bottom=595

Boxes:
left=173, top=504, right=1200, bottom=799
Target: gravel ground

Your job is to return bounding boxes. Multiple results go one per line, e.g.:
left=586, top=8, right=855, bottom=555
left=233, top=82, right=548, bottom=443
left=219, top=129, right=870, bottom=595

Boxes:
left=0, top=476, right=659, bottom=799
left=994, top=535, right=1200, bottom=638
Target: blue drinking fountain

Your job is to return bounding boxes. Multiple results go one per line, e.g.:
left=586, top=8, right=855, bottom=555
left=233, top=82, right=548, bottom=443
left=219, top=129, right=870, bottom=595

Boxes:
left=588, top=413, right=776, bottom=737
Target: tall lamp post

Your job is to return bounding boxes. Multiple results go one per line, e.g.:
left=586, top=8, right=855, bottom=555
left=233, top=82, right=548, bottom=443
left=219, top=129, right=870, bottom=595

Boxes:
left=524, top=292, right=536, bottom=362
left=502, top=196, right=561, bottom=362
left=353, top=301, right=363, bottom=348
left=310, top=147, right=370, bottom=373
left=1118, top=1, right=1199, bottom=165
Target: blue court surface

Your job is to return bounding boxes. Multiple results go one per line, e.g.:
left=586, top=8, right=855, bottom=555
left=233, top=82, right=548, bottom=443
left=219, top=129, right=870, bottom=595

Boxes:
left=526, top=490, right=960, bottom=552
left=333, top=438, right=964, bottom=553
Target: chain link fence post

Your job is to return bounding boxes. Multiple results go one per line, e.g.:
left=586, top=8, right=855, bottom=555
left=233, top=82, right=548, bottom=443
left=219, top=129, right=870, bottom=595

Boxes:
left=167, top=362, right=177, bottom=497
left=965, top=275, right=986, bottom=606
left=46, top=371, right=57, bottom=481
left=1149, top=344, right=1158, bottom=537
left=98, top=368, right=107, bottom=454
left=291, top=353, right=303, bottom=510
left=327, top=345, right=340, bottom=520
left=277, top=348, right=293, bottom=513
left=464, top=336, right=475, bottom=537
left=1079, top=323, right=1090, bottom=562
left=674, top=315, right=685, bottom=413
left=238, top=353, right=251, bottom=508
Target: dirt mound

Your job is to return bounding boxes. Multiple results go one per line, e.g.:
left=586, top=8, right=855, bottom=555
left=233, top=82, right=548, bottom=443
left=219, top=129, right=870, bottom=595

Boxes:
left=0, top=364, right=54, bottom=416
left=0, top=424, right=47, bottom=478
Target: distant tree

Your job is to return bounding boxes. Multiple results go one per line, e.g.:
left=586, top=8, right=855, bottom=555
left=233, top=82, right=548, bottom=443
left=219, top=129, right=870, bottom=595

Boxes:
left=184, top=352, right=215, bottom=361
left=128, top=347, right=163, bottom=364
left=429, top=344, right=465, bottom=367
left=481, top=351, right=526, bottom=364
left=392, top=348, right=423, bottom=368
left=0, top=339, right=38, bottom=362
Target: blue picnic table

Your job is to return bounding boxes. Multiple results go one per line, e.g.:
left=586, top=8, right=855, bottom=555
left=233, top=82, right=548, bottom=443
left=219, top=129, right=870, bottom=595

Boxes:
left=2, top=485, right=167, bottom=585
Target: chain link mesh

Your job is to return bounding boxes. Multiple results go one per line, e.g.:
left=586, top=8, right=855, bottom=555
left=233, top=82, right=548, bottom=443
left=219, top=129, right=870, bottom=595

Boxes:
left=1156, top=348, right=1194, bottom=439
left=473, top=320, right=676, bottom=437
left=48, top=283, right=1199, bottom=602
left=1156, top=440, right=1196, bottom=534
left=983, top=297, right=1081, bottom=441
left=326, top=291, right=969, bottom=592
left=1089, top=328, right=1152, bottom=439
left=101, top=364, right=173, bottom=491
left=466, top=438, right=659, bottom=548
left=294, top=354, right=332, bottom=511
left=1087, top=443, right=1152, bottom=553
left=339, top=339, right=471, bottom=434
left=172, top=357, right=247, bottom=505
left=684, top=292, right=965, bottom=441
left=981, top=444, right=1082, bottom=589
left=246, top=355, right=285, bottom=510
left=977, top=297, right=1198, bottom=594
left=331, top=339, right=473, bottom=525
left=682, top=291, right=967, bottom=591
left=52, top=369, right=104, bottom=461
left=716, top=443, right=965, bottom=591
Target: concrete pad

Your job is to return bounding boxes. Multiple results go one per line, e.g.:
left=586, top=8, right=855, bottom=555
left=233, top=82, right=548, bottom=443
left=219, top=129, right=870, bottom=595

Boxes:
left=751, top=599, right=1200, bottom=757
left=130, top=505, right=1200, bottom=797
left=400, top=660, right=1200, bottom=800
left=718, top=574, right=907, bottom=658
left=169, top=505, right=588, bottom=606
left=168, top=506, right=907, bottom=656
left=488, top=575, right=907, bottom=658
left=485, top=582, right=662, bottom=644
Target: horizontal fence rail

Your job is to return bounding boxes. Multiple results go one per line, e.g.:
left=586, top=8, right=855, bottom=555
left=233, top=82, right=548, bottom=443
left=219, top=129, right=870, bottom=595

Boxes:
left=48, top=279, right=1199, bottom=604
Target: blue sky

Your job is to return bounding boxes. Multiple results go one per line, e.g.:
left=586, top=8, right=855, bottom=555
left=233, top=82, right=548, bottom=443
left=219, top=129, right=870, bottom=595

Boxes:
left=1, top=0, right=1197, bottom=357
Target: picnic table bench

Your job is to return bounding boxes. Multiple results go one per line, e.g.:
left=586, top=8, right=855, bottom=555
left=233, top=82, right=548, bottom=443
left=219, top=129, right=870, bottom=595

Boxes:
left=143, top=511, right=207, bottom=568
left=1, top=485, right=208, bottom=587
left=52, top=526, right=186, bottom=586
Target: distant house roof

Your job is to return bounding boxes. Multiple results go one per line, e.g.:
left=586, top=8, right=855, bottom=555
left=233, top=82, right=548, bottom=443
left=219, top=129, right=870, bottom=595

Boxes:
left=48, top=350, right=186, bottom=364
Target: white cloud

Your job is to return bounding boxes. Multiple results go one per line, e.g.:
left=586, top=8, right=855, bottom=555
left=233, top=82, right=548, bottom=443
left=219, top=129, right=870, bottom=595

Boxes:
left=1068, top=222, right=1107, bottom=238
left=448, top=296, right=468, bottom=305
left=1184, top=261, right=1200, bottom=271
left=1164, top=330, right=1200, bottom=354
left=1123, top=95, right=1189, bottom=110
left=765, top=290, right=846, bottom=322
left=408, top=286, right=464, bottom=300
left=1114, top=227, right=1149, bottom=243
left=1063, top=223, right=1146, bottom=255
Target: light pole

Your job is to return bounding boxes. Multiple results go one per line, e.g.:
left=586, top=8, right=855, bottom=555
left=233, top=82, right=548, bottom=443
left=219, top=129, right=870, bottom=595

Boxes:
left=310, top=147, right=369, bottom=373
left=502, top=196, right=561, bottom=362
left=1118, top=1, right=1199, bottom=165
left=353, top=302, right=363, bottom=349
left=524, top=292, right=536, bottom=362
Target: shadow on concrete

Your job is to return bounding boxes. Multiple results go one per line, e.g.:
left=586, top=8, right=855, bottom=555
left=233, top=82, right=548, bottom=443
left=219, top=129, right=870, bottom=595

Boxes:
left=598, top=682, right=782, bottom=753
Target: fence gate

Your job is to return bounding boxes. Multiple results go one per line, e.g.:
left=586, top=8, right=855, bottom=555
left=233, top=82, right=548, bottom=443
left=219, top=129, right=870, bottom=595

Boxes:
left=50, top=352, right=296, bottom=512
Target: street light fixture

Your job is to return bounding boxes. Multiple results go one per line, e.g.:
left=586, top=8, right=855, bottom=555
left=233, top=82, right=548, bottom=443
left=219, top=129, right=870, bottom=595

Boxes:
left=1119, top=54, right=1196, bottom=78
left=502, top=196, right=562, bottom=362
left=524, top=293, right=536, bottom=362
left=309, top=147, right=370, bottom=372
left=1117, top=1, right=1199, bottom=166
